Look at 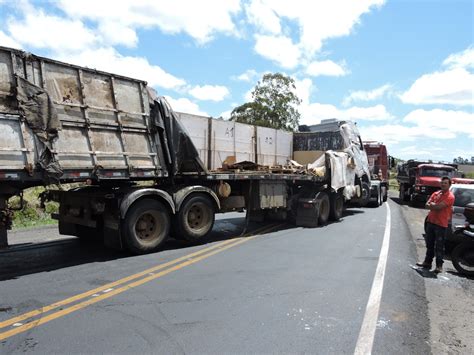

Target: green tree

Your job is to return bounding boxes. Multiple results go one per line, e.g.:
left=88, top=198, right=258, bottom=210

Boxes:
left=230, top=73, right=301, bottom=131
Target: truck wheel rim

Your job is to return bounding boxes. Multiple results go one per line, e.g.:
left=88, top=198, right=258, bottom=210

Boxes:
left=135, top=211, right=163, bottom=241
left=362, top=186, right=369, bottom=200
left=320, top=199, right=329, bottom=218
left=187, top=202, right=210, bottom=230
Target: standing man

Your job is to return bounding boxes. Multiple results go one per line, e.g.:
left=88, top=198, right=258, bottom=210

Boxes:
left=417, top=176, right=455, bottom=273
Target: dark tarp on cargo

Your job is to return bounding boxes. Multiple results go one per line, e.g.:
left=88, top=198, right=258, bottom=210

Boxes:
left=151, top=97, right=206, bottom=176
left=15, top=76, right=63, bottom=181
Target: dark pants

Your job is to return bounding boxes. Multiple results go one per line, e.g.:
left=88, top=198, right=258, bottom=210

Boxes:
left=424, top=222, right=447, bottom=267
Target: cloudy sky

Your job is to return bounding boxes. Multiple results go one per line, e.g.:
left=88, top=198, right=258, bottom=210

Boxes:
left=1, top=0, right=472, bottom=162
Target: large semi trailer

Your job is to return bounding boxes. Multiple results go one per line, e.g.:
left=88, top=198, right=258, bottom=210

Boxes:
left=0, top=47, right=371, bottom=253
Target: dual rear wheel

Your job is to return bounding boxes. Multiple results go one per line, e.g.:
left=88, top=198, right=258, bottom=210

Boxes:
left=315, top=191, right=344, bottom=226
left=122, top=194, right=216, bottom=254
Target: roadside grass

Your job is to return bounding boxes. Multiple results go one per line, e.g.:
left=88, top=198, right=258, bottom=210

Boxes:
left=9, top=184, right=82, bottom=230
left=388, top=170, right=399, bottom=191
left=9, top=186, right=59, bottom=229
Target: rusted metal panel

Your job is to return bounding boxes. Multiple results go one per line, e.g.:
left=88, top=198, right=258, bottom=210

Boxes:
left=0, top=50, right=15, bottom=113
left=252, top=181, right=287, bottom=209
left=0, top=115, right=37, bottom=169
left=0, top=46, right=163, bottom=179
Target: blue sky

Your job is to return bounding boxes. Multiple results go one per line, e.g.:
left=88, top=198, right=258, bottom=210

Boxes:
left=1, top=0, right=472, bottom=162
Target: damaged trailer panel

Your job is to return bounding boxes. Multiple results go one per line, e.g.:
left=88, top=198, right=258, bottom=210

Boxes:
left=0, top=46, right=205, bottom=185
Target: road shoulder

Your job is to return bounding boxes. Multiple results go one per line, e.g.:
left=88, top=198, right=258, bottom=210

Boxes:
left=394, top=191, right=474, bottom=354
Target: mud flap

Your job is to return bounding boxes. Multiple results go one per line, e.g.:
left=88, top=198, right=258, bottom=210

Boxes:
left=295, top=198, right=321, bottom=228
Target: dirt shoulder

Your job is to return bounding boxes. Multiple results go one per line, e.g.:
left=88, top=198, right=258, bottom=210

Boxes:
left=392, top=191, right=474, bottom=354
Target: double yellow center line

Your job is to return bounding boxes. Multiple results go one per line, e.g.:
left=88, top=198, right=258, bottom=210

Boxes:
left=0, top=223, right=282, bottom=341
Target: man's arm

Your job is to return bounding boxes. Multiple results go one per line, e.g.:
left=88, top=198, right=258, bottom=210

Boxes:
left=425, top=193, right=436, bottom=209
left=426, top=201, right=448, bottom=211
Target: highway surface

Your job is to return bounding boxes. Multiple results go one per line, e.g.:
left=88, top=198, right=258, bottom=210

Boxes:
left=0, top=196, right=463, bottom=353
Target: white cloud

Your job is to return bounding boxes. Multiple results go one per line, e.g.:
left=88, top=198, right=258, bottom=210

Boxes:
left=246, top=0, right=385, bottom=65
left=235, top=69, right=260, bottom=82
left=397, top=145, right=435, bottom=157
left=400, top=46, right=474, bottom=107
left=98, top=21, right=138, bottom=47
left=343, top=84, right=392, bottom=106
left=58, top=0, right=241, bottom=44
left=7, top=10, right=98, bottom=52
left=294, top=78, right=313, bottom=104
left=299, top=102, right=393, bottom=125
left=164, top=96, right=208, bottom=116
left=359, top=108, right=474, bottom=147
left=403, top=108, right=474, bottom=138
left=345, top=105, right=393, bottom=121
left=218, top=109, right=233, bottom=120
left=443, top=46, right=474, bottom=69
left=245, top=0, right=281, bottom=34
left=359, top=124, right=452, bottom=146
left=306, top=60, right=349, bottom=77
left=188, top=85, right=230, bottom=101
left=0, top=30, right=22, bottom=49
left=244, top=88, right=253, bottom=102
left=254, top=34, right=301, bottom=69
left=56, top=47, right=185, bottom=90
left=400, top=68, right=474, bottom=106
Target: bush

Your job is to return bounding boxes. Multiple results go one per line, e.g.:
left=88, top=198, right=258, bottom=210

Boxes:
left=10, top=186, right=58, bottom=229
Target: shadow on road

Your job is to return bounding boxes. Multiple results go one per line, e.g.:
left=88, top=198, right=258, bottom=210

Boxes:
left=411, top=265, right=438, bottom=279
left=389, top=195, right=426, bottom=209
left=0, top=217, right=291, bottom=281
left=0, top=205, right=370, bottom=281
left=446, top=270, right=474, bottom=281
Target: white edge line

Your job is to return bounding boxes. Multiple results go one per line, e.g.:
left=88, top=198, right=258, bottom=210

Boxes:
left=354, top=202, right=392, bottom=355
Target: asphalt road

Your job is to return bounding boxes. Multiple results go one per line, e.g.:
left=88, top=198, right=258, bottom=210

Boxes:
left=0, top=199, right=432, bottom=354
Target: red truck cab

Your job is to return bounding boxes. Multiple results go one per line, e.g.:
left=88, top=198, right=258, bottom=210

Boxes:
left=413, top=164, right=456, bottom=198
left=398, top=160, right=473, bottom=206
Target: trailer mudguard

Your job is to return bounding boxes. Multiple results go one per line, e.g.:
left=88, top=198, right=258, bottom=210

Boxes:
left=120, top=188, right=175, bottom=218
left=173, top=186, right=221, bottom=211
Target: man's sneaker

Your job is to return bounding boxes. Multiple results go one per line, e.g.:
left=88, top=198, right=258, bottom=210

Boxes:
left=434, top=266, right=443, bottom=273
left=416, top=262, right=431, bottom=269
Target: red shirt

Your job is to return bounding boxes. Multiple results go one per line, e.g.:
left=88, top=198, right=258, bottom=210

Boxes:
left=426, top=190, right=455, bottom=228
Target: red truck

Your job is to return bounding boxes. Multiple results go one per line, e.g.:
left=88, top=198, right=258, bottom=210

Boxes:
left=363, top=141, right=390, bottom=205
left=397, top=160, right=471, bottom=205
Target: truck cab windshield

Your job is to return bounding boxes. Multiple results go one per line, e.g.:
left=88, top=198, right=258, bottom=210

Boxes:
left=420, top=168, right=455, bottom=177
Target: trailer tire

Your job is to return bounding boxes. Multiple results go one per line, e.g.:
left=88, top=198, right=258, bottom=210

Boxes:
left=329, top=192, right=344, bottom=221
left=122, top=198, right=170, bottom=254
left=399, top=184, right=409, bottom=202
left=316, top=192, right=330, bottom=225
left=175, top=194, right=215, bottom=243
left=403, top=186, right=410, bottom=202
left=359, top=181, right=370, bottom=207
left=451, top=242, right=474, bottom=276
